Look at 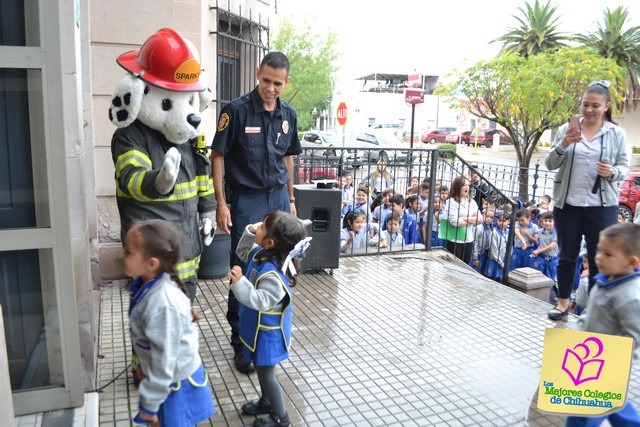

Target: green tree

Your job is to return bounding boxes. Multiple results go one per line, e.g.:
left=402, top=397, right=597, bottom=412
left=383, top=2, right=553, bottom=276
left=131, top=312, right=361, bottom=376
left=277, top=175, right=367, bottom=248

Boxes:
left=271, top=18, right=339, bottom=131
left=574, top=6, right=640, bottom=112
left=436, top=47, right=624, bottom=200
left=492, top=0, right=567, bottom=58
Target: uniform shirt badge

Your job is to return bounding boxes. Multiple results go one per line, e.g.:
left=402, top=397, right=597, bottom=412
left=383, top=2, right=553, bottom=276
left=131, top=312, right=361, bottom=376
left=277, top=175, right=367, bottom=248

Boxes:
left=217, top=113, right=229, bottom=132
left=282, top=121, right=289, bottom=134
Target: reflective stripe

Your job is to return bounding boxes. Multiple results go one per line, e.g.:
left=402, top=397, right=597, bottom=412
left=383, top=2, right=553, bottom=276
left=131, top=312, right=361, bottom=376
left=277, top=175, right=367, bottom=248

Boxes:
left=116, top=178, right=199, bottom=202
left=115, top=150, right=152, bottom=178
left=177, top=256, right=200, bottom=280
left=195, top=175, right=213, bottom=187
left=115, top=148, right=201, bottom=201
left=196, top=174, right=215, bottom=196
left=131, top=353, right=140, bottom=370
left=128, top=170, right=152, bottom=201
left=173, top=181, right=198, bottom=199
left=200, top=187, right=215, bottom=197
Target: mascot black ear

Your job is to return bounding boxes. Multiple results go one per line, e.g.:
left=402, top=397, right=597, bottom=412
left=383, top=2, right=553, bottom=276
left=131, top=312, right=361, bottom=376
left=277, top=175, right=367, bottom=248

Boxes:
left=108, top=74, right=146, bottom=128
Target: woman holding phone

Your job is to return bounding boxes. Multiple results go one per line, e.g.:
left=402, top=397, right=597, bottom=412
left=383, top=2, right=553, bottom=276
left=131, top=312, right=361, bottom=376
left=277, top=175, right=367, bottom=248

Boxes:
left=544, top=80, right=629, bottom=320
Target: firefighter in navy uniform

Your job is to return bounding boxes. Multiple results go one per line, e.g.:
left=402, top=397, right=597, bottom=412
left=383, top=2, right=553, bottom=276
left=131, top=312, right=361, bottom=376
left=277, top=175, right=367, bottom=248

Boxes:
left=211, top=52, right=302, bottom=374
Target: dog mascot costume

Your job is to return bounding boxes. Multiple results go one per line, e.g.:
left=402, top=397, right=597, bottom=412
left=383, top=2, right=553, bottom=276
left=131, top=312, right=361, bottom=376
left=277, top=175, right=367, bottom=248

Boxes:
left=109, top=28, right=216, bottom=302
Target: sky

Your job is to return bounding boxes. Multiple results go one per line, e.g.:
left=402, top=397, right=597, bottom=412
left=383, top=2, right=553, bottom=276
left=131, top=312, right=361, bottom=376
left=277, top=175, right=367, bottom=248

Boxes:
left=275, top=0, right=640, bottom=86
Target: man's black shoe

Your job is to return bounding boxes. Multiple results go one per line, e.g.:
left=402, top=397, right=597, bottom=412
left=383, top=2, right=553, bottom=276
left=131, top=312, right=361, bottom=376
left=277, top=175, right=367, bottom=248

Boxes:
left=241, top=398, right=272, bottom=415
left=253, top=413, right=290, bottom=427
left=234, top=349, right=255, bottom=374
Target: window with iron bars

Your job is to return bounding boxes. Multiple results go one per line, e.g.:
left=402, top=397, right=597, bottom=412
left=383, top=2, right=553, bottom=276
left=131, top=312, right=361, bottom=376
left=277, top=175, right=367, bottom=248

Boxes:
left=212, top=5, right=269, bottom=111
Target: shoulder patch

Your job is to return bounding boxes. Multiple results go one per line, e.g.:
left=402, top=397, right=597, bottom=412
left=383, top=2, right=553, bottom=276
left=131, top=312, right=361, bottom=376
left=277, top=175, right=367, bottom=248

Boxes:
left=217, top=113, right=230, bottom=132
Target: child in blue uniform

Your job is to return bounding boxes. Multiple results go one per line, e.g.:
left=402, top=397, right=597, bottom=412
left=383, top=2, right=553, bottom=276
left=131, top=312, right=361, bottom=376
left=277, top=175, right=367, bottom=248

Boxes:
left=486, top=211, right=510, bottom=280
left=229, top=211, right=310, bottom=427
left=472, top=209, right=495, bottom=274
left=124, top=220, right=215, bottom=426
left=340, top=210, right=370, bottom=253
left=353, top=185, right=371, bottom=217
left=403, top=195, right=423, bottom=244
left=566, top=222, right=640, bottom=427
left=531, top=211, right=558, bottom=281
left=510, top=208, right=539, bottom=270
left=417, top=182, right=430, bottom=235
left=370, top=213, right=405, bottom=249
left=339, top=173, right=355, bottom=218
left=424, top=195, right=445, bottom=247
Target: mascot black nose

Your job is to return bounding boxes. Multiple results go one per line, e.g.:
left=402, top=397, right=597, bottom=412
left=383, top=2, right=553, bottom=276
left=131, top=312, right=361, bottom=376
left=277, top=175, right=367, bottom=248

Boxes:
left=187, top=114, right=201, bottom=129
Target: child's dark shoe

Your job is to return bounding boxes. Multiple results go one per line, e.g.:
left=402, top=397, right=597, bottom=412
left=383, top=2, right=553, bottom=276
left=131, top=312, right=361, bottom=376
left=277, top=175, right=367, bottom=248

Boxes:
left=242, top=398, right=272, bottom=415
left=253, top=412, right=290, bottom=427
left=234, top=348, right=255, bottom=374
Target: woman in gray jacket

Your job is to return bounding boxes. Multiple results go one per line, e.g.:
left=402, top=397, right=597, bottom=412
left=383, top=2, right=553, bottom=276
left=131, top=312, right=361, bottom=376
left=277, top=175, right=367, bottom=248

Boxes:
left=544, top=80, right=628, bottom=320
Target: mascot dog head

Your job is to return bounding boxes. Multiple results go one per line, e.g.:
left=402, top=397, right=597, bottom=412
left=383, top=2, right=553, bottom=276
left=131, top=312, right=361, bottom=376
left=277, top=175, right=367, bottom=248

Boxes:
left=108, top=28, right=212, bottom=144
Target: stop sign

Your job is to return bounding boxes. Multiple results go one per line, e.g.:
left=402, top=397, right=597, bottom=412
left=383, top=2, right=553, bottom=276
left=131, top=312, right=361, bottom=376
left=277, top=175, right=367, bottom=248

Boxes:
left=337, top=102, right=348, bottom=126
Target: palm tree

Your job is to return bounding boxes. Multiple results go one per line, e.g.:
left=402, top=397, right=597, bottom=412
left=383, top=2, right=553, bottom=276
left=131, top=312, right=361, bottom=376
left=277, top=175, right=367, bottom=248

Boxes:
left=492, top=0, right=567, bottom=58
left=574, top=6, right=640, bottom=112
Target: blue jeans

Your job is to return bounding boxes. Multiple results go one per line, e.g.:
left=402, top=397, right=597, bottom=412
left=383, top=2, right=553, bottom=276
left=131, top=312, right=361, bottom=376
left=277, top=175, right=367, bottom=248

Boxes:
left=553, top=204, right=617, bottom=300
left=566, top=401, right=640, bottom=426
left=227, top=188, right=290, bottom=349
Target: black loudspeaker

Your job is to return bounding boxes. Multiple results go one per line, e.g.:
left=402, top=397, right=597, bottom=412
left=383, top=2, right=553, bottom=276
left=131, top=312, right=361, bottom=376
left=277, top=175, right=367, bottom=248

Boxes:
left=294, top=184, right=341, bottom=272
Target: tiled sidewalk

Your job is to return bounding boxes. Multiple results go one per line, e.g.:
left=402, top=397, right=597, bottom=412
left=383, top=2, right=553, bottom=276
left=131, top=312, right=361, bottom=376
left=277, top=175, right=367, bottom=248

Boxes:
left=93, top=250, right=638, bottom=426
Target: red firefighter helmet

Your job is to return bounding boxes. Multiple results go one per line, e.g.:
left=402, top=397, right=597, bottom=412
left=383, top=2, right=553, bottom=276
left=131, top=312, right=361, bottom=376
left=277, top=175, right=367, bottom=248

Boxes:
left=117, top=28, right=205, bottom=92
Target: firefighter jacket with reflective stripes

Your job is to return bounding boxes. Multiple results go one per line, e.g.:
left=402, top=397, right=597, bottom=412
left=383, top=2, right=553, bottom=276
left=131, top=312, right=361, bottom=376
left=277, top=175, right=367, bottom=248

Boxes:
left=111, top=120, right=216, bottom=279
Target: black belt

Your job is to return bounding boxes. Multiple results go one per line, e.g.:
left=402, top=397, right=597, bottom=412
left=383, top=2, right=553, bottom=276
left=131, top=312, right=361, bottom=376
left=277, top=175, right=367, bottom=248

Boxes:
left=231, top=184, right=285, bottom=194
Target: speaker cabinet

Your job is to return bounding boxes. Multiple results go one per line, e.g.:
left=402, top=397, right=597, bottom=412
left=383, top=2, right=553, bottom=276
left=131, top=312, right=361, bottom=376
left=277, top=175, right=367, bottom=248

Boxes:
left=294, top=184, right=341, bottom=271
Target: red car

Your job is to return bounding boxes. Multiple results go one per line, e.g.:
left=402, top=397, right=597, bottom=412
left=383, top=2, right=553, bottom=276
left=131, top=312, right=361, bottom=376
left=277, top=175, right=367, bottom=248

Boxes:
left=446, top=131, right=472, bottom=144
left=466, top=129, right=512, bottom=148
left=618, top=171, right=640, bottom=222
left=421, top=129, right=451, bottom=144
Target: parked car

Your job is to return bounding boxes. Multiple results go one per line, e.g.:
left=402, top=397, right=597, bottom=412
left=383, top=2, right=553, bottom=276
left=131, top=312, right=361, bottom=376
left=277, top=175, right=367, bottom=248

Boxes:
left=346, top=130, right=408, bottom=163
left=466, top=129, right=512, bottom=148
left=421, top=129, right=451, bottom=144
left=618, top=171, right=640, bottom=222
left=446, top=130, right=472, bottom=144
left=301, top=130, right=340, bottom=153
left=300, top=130, right=363, bottom=168
left=371, top=123, right=407, bottom=140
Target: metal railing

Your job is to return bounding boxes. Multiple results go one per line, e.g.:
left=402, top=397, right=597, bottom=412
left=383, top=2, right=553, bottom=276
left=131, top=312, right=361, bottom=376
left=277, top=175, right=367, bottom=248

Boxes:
left=293, top=146, right=567, bottom=285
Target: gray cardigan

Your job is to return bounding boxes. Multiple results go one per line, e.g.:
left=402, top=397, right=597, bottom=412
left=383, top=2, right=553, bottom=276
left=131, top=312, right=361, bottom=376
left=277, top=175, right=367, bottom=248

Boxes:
left=544, top=121, right=628, bottom=209
left=129, top=273, right=202, bottom=413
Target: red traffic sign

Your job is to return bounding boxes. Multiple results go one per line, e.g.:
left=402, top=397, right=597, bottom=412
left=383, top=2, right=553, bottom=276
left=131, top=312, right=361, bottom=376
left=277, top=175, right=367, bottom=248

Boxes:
left=337, top=102, right=348, bottom=126
left=405, top=89, right=424, bottom=105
